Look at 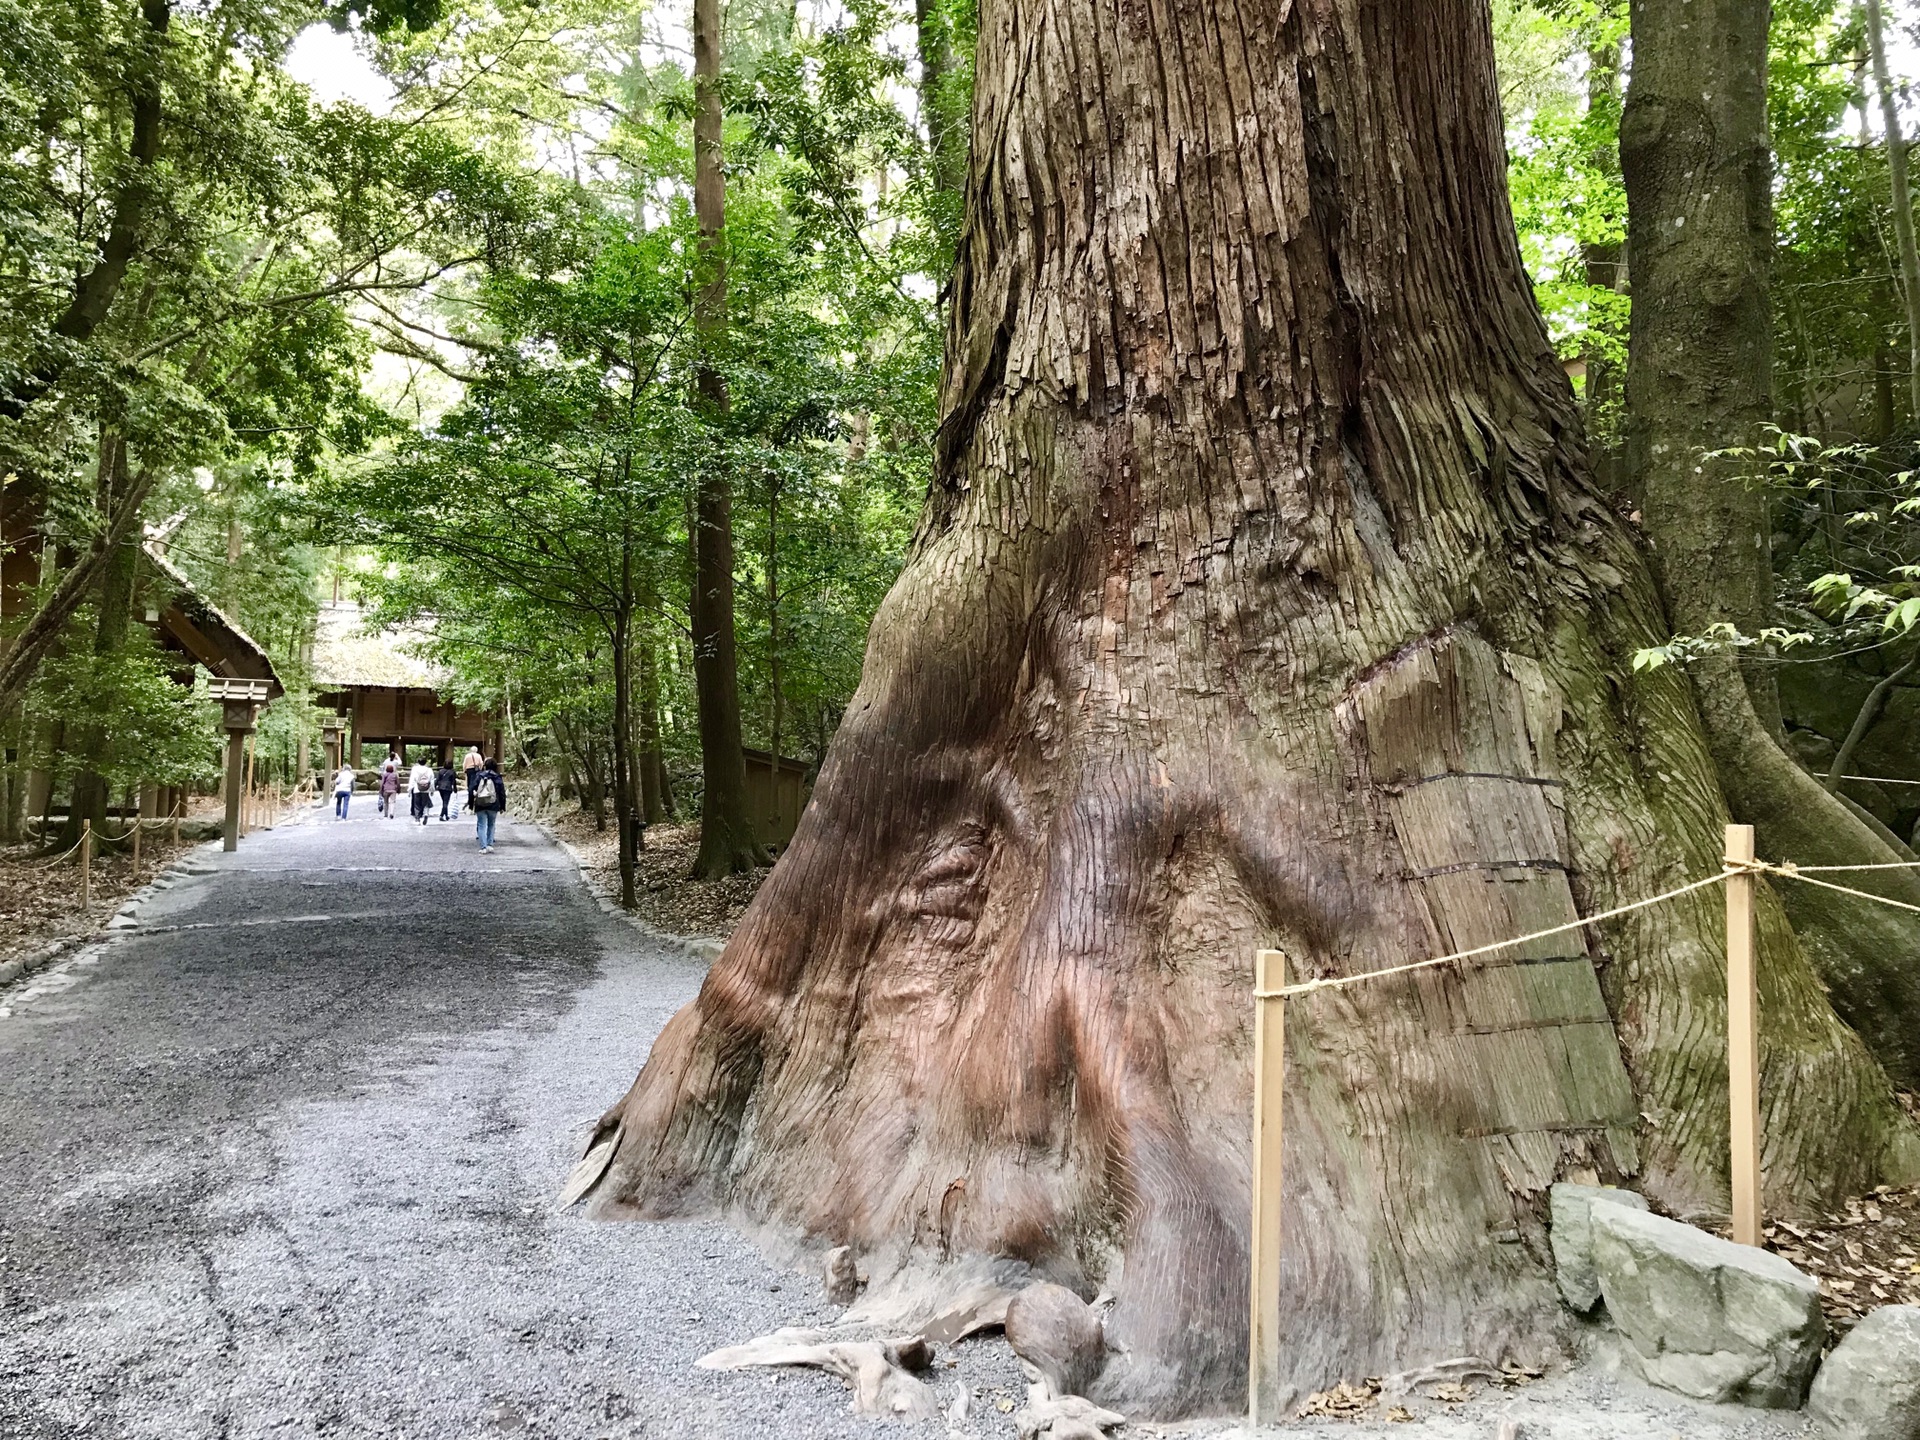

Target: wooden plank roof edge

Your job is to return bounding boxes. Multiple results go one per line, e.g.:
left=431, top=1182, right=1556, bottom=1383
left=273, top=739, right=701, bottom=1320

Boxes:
left=141, top=543, right=283, bottom=699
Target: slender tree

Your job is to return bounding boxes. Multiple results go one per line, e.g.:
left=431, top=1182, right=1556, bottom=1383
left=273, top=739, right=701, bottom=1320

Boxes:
left=1865, top=0, right=1920, bottom=420
left=689, top=0, right=765, bottom=878
left=1624, top=0, right=1920, bottom=1084
left=577, top=0, right=1916, bottom=1415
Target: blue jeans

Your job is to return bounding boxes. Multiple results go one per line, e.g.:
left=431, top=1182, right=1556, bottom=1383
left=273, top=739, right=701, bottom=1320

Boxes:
left=475, top=808, right=497, bottom=849
left=335, top=792, right=350, bottom=818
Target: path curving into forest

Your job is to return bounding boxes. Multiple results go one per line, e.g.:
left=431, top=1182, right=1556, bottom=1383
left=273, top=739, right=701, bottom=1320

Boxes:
left=0, top=807, right=1833, bottom=1438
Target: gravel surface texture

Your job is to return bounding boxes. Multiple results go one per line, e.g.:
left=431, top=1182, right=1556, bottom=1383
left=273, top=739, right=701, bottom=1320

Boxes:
left=0, top=802, right=1834, bottom=1439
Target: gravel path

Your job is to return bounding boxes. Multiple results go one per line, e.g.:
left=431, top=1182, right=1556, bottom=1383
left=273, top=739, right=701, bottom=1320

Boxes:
left=0, top=805, right=1825, bottom=1439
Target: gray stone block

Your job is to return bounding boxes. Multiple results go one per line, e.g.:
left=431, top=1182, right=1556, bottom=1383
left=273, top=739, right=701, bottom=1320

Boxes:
left=1549, top=1182, right=1650, bottom=1311
left=1592, top=1204, right=1824, bottom=1408
left=1809, top=1304, right=1920, bottom=1439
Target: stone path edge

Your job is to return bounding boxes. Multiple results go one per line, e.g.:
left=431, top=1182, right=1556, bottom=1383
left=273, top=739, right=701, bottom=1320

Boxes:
left=0, top=842, right=221, bottom=993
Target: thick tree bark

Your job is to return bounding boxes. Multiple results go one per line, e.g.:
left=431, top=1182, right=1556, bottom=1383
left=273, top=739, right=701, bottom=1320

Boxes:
left=1623, top=0, right=1920, bottom=1085
left=688, top=0, right=763, bottom=879
left=582, top=0, right=1917, bottom=1417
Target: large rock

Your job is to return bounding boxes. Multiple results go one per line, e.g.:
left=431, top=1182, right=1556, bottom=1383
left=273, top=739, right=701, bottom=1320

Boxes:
left=1809, top=1304, right=1920, bottom=1439
left=1549, top=1182, right=1650, bottom=1312
left=1005, top=1283, right=1105, bottom=1398
left=1591, top=1205, right=1824, bottom=1407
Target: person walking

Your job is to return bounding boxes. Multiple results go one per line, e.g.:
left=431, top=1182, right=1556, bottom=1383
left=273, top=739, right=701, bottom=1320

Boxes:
left=378, top=760, right=400, bottom=819
left=332, top=764, right=355, bottom=820
left=408, top=757, right=436, bottom=824
left=434, top=759, right=458, bottom=821
left=463, top=746, right=482, bottom=781
left=468, top=756, right=506, bottom=853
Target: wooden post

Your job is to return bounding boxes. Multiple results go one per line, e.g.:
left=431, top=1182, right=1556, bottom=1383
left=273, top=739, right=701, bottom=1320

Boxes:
left=172, top=795, right=181, bottom=846
left=132, top=811, right=141, bottom=877
left=222, top=727, right=246, bottom=852
left=1250, top=949, right=1289, bottom=1427
left=80, top=818, right=91, bottom=908
left=1725, top=823, right=1762, bottom=1246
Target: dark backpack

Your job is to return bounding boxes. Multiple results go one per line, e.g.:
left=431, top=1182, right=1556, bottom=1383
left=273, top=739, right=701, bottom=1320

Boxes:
left=472, top=773, right=499, bottom=810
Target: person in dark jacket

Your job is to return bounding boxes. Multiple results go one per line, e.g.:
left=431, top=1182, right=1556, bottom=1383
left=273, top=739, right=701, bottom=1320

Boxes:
left=434, top=761, right=458, bottom=821
left=468, top=757, right=506, bottom=852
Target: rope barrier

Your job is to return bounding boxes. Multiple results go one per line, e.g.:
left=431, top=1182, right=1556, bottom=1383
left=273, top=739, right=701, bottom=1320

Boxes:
left=31, top=834, right=87, bottom=869
left=1257, top=847, right=1920, bottom=1000
left=1735, top=857, right=1920, bottom=917
left=1254, top=871, right=1730, bottom=999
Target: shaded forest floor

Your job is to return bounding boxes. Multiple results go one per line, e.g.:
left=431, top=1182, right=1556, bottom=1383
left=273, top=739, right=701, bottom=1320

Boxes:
left=1751, top=1182, right=1920, bottom=1336
left=544, top=808, right=767, bottom=940
left=0, top=795, right=227, bottom=973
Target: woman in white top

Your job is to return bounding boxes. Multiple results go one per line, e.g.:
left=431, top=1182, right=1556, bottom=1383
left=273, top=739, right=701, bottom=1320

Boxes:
left=408, top=758, right=436, bottom=824
left=332, top=766, right=355, bottom=820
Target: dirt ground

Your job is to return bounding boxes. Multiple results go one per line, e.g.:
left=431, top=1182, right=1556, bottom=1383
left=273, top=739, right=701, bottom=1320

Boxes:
left=0, top=796, right=227, bottom=971
left=1755, top=1182, right=1920, bottom=1335
left=544, top=808, right=767, bottom=939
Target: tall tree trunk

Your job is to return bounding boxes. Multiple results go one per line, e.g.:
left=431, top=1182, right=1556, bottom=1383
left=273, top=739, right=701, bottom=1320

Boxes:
left=638, top=638, right=667, bottom=825
left=767, top=469, right=782, bottom=764
left=581, top=0, right=1916, bottom=1417
left=915, top=0, right=966, bottom=198
left=1866, top=0, right=1920, bottom=421
left=688, top=0, right=762, bottom=879
left=1580, top=38, right=1625, bottom=471
left=612, top=603, right=639, bottom=909
left=1624, top=0, right=1920, bottom=1085
left=61, top=433, right=138, bottom=848
left=1, top=0, right=170, bottom=422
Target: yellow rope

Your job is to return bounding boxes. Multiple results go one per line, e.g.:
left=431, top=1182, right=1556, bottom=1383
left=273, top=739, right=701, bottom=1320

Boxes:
left=1742, top=859, right=1920, bottom=917
left=1255, top=871, right=1731, bottom=999
left=1258, top=847, right=1920, bottom=1001
left=31, top=834, right=87, bottom=869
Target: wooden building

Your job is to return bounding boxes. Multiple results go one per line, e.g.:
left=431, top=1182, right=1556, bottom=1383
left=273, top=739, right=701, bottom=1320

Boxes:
left=742, top=748, right=814, bottom=850
left=140, top=545, right=283, bottom=819
left=311, top=602, right=499, bottom=769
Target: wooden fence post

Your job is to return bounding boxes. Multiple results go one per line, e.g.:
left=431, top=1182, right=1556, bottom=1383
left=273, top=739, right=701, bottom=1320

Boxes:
left=1250, top=949, right=1289, bottom=1426
left=80, top=818, right=91, bottom=908
left=132, top=811, right=141, bottom=877
left=1725, top=823, right=1762, bottom=1246
left=172, top=796, right=181, bottom=847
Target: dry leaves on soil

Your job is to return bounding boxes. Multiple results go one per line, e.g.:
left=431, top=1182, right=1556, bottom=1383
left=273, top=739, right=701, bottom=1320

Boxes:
left=0, top=823, right=205, bottom=970
left=1759, top=1183, right=1920, bottom=1335
left=547, top=812, right=766, bottom=939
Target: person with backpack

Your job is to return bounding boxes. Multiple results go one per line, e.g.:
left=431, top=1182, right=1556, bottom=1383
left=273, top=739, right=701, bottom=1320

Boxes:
left=434, top=760, right=458, bottom=821
left=408, top=757, right=435, bottom=824
left=332, top=764, right=355, bottom=820
left=468, top=757, right=506, bottom=852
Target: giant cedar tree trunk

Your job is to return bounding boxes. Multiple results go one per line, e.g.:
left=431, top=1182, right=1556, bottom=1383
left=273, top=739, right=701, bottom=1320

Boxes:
left=1624, top=0, right=1920, bottom=1087
left=583, top=0, right=1916, bottom=1415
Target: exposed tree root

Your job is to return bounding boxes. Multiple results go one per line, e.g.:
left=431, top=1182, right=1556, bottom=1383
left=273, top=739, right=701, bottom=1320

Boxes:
left=695, top=1327, right=941, bottom=1420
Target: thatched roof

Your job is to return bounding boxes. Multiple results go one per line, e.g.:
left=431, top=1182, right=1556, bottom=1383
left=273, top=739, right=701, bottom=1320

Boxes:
left=141, top=544, right=284, bottom=700
left=311, top=602, right=447, bottom=692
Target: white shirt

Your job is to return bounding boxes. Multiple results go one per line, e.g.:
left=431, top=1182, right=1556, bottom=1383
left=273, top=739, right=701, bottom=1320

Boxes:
left=409, top=762, right=435, bottom=791
left=333, top=768, right=354, bottom=794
